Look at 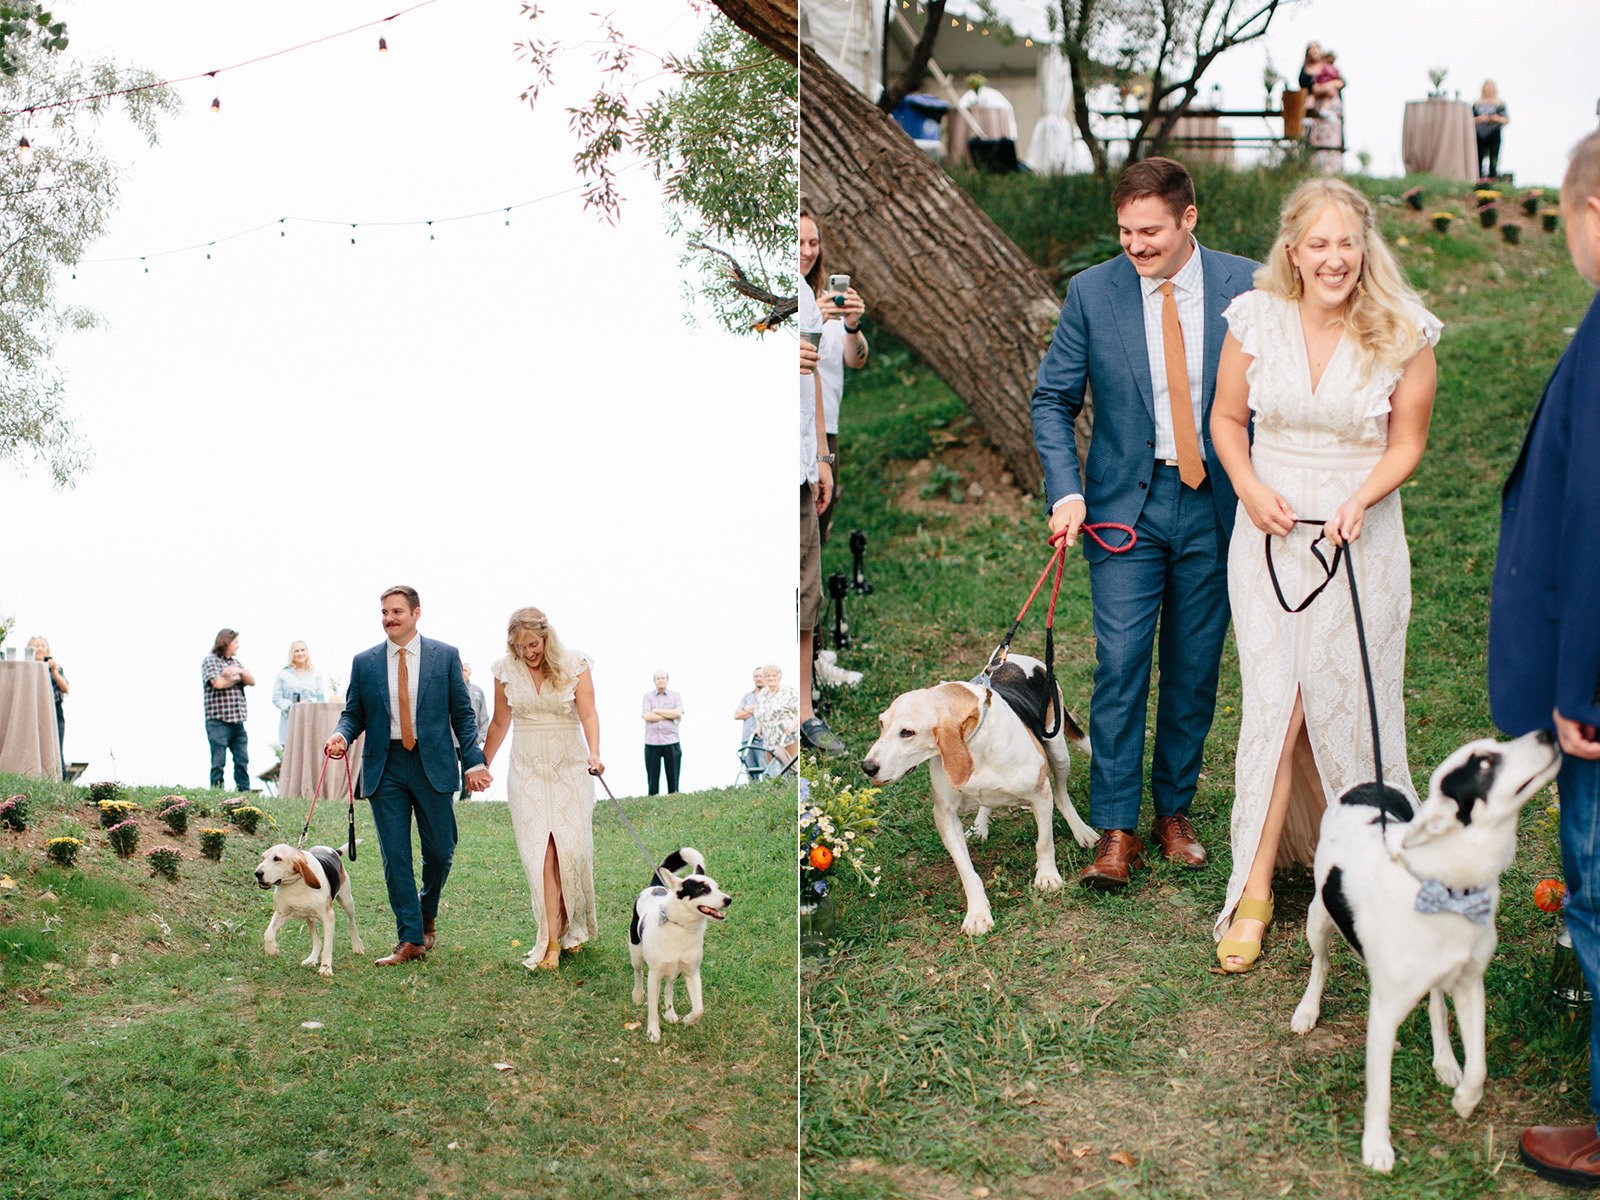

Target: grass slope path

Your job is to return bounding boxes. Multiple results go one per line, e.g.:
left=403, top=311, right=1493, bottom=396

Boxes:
left=0, top=773, right=796, bottom=1198
left=802, top=174, right=1590, bottom=1200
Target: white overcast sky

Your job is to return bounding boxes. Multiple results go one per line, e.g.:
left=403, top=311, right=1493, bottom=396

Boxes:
left=958, top=0, right=1600, bottom=187
left=1, top=0, right=794, bottom=797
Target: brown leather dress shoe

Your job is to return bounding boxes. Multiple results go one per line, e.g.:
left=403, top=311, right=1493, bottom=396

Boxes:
left=1151, top=814, right=1208, bottom=868
left=1520, top=1123, right=1600, bottom=1186
left=1079, top=830, right=1146, bottom=891
left=423, top=915, right=436, bottom=952
left=374, top=942, right=427, bottom=966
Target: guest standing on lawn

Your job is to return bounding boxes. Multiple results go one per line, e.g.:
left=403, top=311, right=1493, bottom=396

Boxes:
left=201, top=628, right=254, bottom=792
left=1496, top=129, right=1600, bottom=1189
left=271, top=640, right=335, bottom=744
left=641, top=670, right=683, bottom=795
left=326, top=586, right=488, bottom=966
left=27, top=636, right=68, bottom=779
left=1030, top=157, right=1256, bottom=890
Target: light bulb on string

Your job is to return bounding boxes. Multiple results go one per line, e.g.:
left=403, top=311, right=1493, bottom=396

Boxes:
left=279, top=218, right=287, bottom=238
left=208, top=71, right=220, bottom=113
left=378, top=35, right=388, bottom=53
left=16, top=135, right=31, bottom=166
left=350, top=224, right=357, bottom=245
left=504, top=207, right=511, bottom=227
left=427, top=219, right=434, bottom=241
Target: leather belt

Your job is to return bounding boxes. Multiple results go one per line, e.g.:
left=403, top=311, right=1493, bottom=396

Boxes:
left=1156, top=457, right=1181, bottom=468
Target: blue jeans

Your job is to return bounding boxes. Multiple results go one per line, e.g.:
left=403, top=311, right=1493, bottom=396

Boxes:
left=205, top=719, right=249, bottom=791
left=1085, top=465, right=1231, bottom=832
left=368, top=743, right=457, bottom=946
left=1557, top=754, right=1600, bottom=1123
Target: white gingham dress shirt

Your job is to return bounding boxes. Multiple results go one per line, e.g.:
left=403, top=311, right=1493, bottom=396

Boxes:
left=1138, top=238, right=1209, bottom=463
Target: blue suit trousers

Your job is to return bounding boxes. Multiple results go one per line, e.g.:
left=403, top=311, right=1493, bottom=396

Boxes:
left=368, top=742, right=457, bottom=946
left=1086, top=464, right=1231, bottom=831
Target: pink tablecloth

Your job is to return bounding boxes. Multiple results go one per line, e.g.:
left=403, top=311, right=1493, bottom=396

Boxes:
left=278, top=701, right=362, bottom=801
left=0, top=659, right=61, bottom=779
left=1401, top=99, right=1476, bottom=181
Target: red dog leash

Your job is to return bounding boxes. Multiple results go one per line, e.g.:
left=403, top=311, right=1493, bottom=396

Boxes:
left=982, top=522, right=1137, bottom=735
left=298, top=749, right=358, bottom=861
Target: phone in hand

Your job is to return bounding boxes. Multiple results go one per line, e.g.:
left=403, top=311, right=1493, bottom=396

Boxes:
left=827, top=273, right=851, bottom=307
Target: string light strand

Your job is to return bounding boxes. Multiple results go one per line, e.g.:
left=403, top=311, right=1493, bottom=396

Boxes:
left=1, top=0, right=438, bottom=118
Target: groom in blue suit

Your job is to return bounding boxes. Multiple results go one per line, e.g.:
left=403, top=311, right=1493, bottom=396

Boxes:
left=327, top=585, right=489, bottom=965
left=1494, top=131, right=1600, bottom=1188
left=1031, top=158, right=1257, bottom=889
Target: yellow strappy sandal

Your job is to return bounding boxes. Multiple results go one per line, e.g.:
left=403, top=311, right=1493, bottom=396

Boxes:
left=1216, top=894, right=1275, bottom=973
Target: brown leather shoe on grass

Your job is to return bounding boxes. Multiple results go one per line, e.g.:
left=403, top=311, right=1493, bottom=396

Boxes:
left=374, top=942, right=427, bottom=966
left=1520, top=1123, right=1600, bottom=1187
left=1079, top=830, right=1146, bottom=891
left=1151, top=814, right=1208, bottom=868
left=423, top=915, right=436, bottom=952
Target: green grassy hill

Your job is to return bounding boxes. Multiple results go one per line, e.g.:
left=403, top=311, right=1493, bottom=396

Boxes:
left=803, top=172, right=1591, bottom=1199
left=0, top=774, right=796, bottom=1198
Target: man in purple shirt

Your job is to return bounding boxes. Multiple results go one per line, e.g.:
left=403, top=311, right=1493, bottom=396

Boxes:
left=642, top=670, right=683, bottom=795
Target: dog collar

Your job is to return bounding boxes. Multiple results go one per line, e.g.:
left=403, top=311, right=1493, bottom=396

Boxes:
left=1411, top=877, right=1494, bottom=925
left=949, top=678, right=995, bottom=739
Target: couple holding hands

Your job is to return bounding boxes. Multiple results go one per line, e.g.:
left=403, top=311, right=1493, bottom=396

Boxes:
left=1031, top=158, right=1440, bottom=972
left=325, top=588, right=602, bottom=971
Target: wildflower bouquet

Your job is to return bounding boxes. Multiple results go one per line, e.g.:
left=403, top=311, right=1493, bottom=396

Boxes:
left=798, top=762, right=882, bottom=906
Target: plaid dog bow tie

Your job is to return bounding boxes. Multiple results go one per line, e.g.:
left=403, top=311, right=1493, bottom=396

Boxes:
left=1414, top=879, right=1494, bottom=925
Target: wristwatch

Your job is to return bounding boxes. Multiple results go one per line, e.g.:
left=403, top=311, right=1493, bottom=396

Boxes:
left=817, top=452, right=836, bottom=466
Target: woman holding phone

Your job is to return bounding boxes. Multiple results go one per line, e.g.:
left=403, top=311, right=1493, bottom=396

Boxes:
left=800, top=203, right=869, bottom=540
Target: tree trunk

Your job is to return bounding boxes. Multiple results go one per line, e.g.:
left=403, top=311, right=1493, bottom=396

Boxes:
left=715, top=0, right=797, bottom=64
left=877, top=0, right=946, bottom=113
left=800, top=43, right=1070, bottom=495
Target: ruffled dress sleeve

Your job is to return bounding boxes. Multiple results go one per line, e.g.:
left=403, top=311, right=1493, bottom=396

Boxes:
left=1415, top=306, right=1443, bottom=349
left=491, top=655, right=514, bottom=686
left=1222, top=290, right=1262, bottom=359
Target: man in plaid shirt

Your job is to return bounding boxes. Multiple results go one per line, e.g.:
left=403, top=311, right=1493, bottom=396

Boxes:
left=202, top=627, right=256, bottom=791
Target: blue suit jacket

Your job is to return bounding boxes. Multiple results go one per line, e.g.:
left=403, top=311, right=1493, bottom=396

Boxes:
left=1030, top=245, right=1258, bottom=561
left=1489, top=289, right=1600, bottom=733
left=333, top=636, right=486, bottom=797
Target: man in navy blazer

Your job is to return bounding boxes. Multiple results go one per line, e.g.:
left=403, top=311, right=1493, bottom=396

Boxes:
left=1031, top=157, right=1257, bottom=889
left=1493, top=131, right=1600, bottom=1188
left=327, top=585, right=488, bottom=965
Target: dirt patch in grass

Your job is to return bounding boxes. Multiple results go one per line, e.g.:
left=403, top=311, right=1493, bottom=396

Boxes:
left=896, top=437, right=1035, bottom=522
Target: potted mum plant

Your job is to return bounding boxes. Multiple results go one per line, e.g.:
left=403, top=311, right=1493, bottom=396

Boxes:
left=1431, top=211, right=1454, bottom=233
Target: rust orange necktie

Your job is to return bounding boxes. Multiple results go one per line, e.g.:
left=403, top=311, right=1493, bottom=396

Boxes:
left=1159, top=280, right=1207, bottom=490
left=398, top=648, right=415, bottom=750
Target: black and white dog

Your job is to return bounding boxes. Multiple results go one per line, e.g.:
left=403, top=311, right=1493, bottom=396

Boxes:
left=629, top=848, right=733, bottom=1043
left=1290, top=730, right=1562, bottom=1172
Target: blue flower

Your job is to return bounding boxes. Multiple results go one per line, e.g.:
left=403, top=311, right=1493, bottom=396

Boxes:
left=812, top=879, right=827, bottom=896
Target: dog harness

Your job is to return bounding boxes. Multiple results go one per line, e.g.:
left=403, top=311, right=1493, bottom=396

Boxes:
left=310, top=848, right=342, bottom=892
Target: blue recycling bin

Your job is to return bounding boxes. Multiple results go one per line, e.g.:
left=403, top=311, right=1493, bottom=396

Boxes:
left=891, top=92, right=949, bottom=143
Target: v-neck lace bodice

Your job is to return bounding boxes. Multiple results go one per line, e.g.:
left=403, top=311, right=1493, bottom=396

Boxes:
left=1227, top=290, right=1441, bottom=453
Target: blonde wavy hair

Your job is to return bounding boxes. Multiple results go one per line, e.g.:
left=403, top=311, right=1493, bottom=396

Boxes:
left=285, top=640, right=314, bottom=670
left=1255, top=178, right=1425, bottom=378
left=505, top=607, right=573, bottom=693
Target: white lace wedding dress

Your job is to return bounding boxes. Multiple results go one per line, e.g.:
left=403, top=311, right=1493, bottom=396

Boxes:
left=493, top=651, right=598, bottom=961
left=1214, top=290, right=1441, bottom=940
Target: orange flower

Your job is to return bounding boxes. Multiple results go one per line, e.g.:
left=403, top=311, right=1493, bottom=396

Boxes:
left=1535, top=878, right=1567, bottom=913
left=809, top=844, right=834, bottom=872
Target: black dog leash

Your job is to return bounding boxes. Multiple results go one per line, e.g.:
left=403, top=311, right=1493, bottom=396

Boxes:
left=590, top=768, right=671, bottom=886
left=299, top=750, right=358, bottom=861
left=1265, top=520, right=1387, bottom=819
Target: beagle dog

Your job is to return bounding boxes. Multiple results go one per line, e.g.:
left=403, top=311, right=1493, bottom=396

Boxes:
left=254, top=843, right=364, bottom=977
left=862, top=654, right=1095, bottom=935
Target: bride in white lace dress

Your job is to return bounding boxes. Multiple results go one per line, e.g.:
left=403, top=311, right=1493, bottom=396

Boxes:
left=1209, top=179, right=1440, bottom=972
left=480, top=607, right=604, bottom=971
